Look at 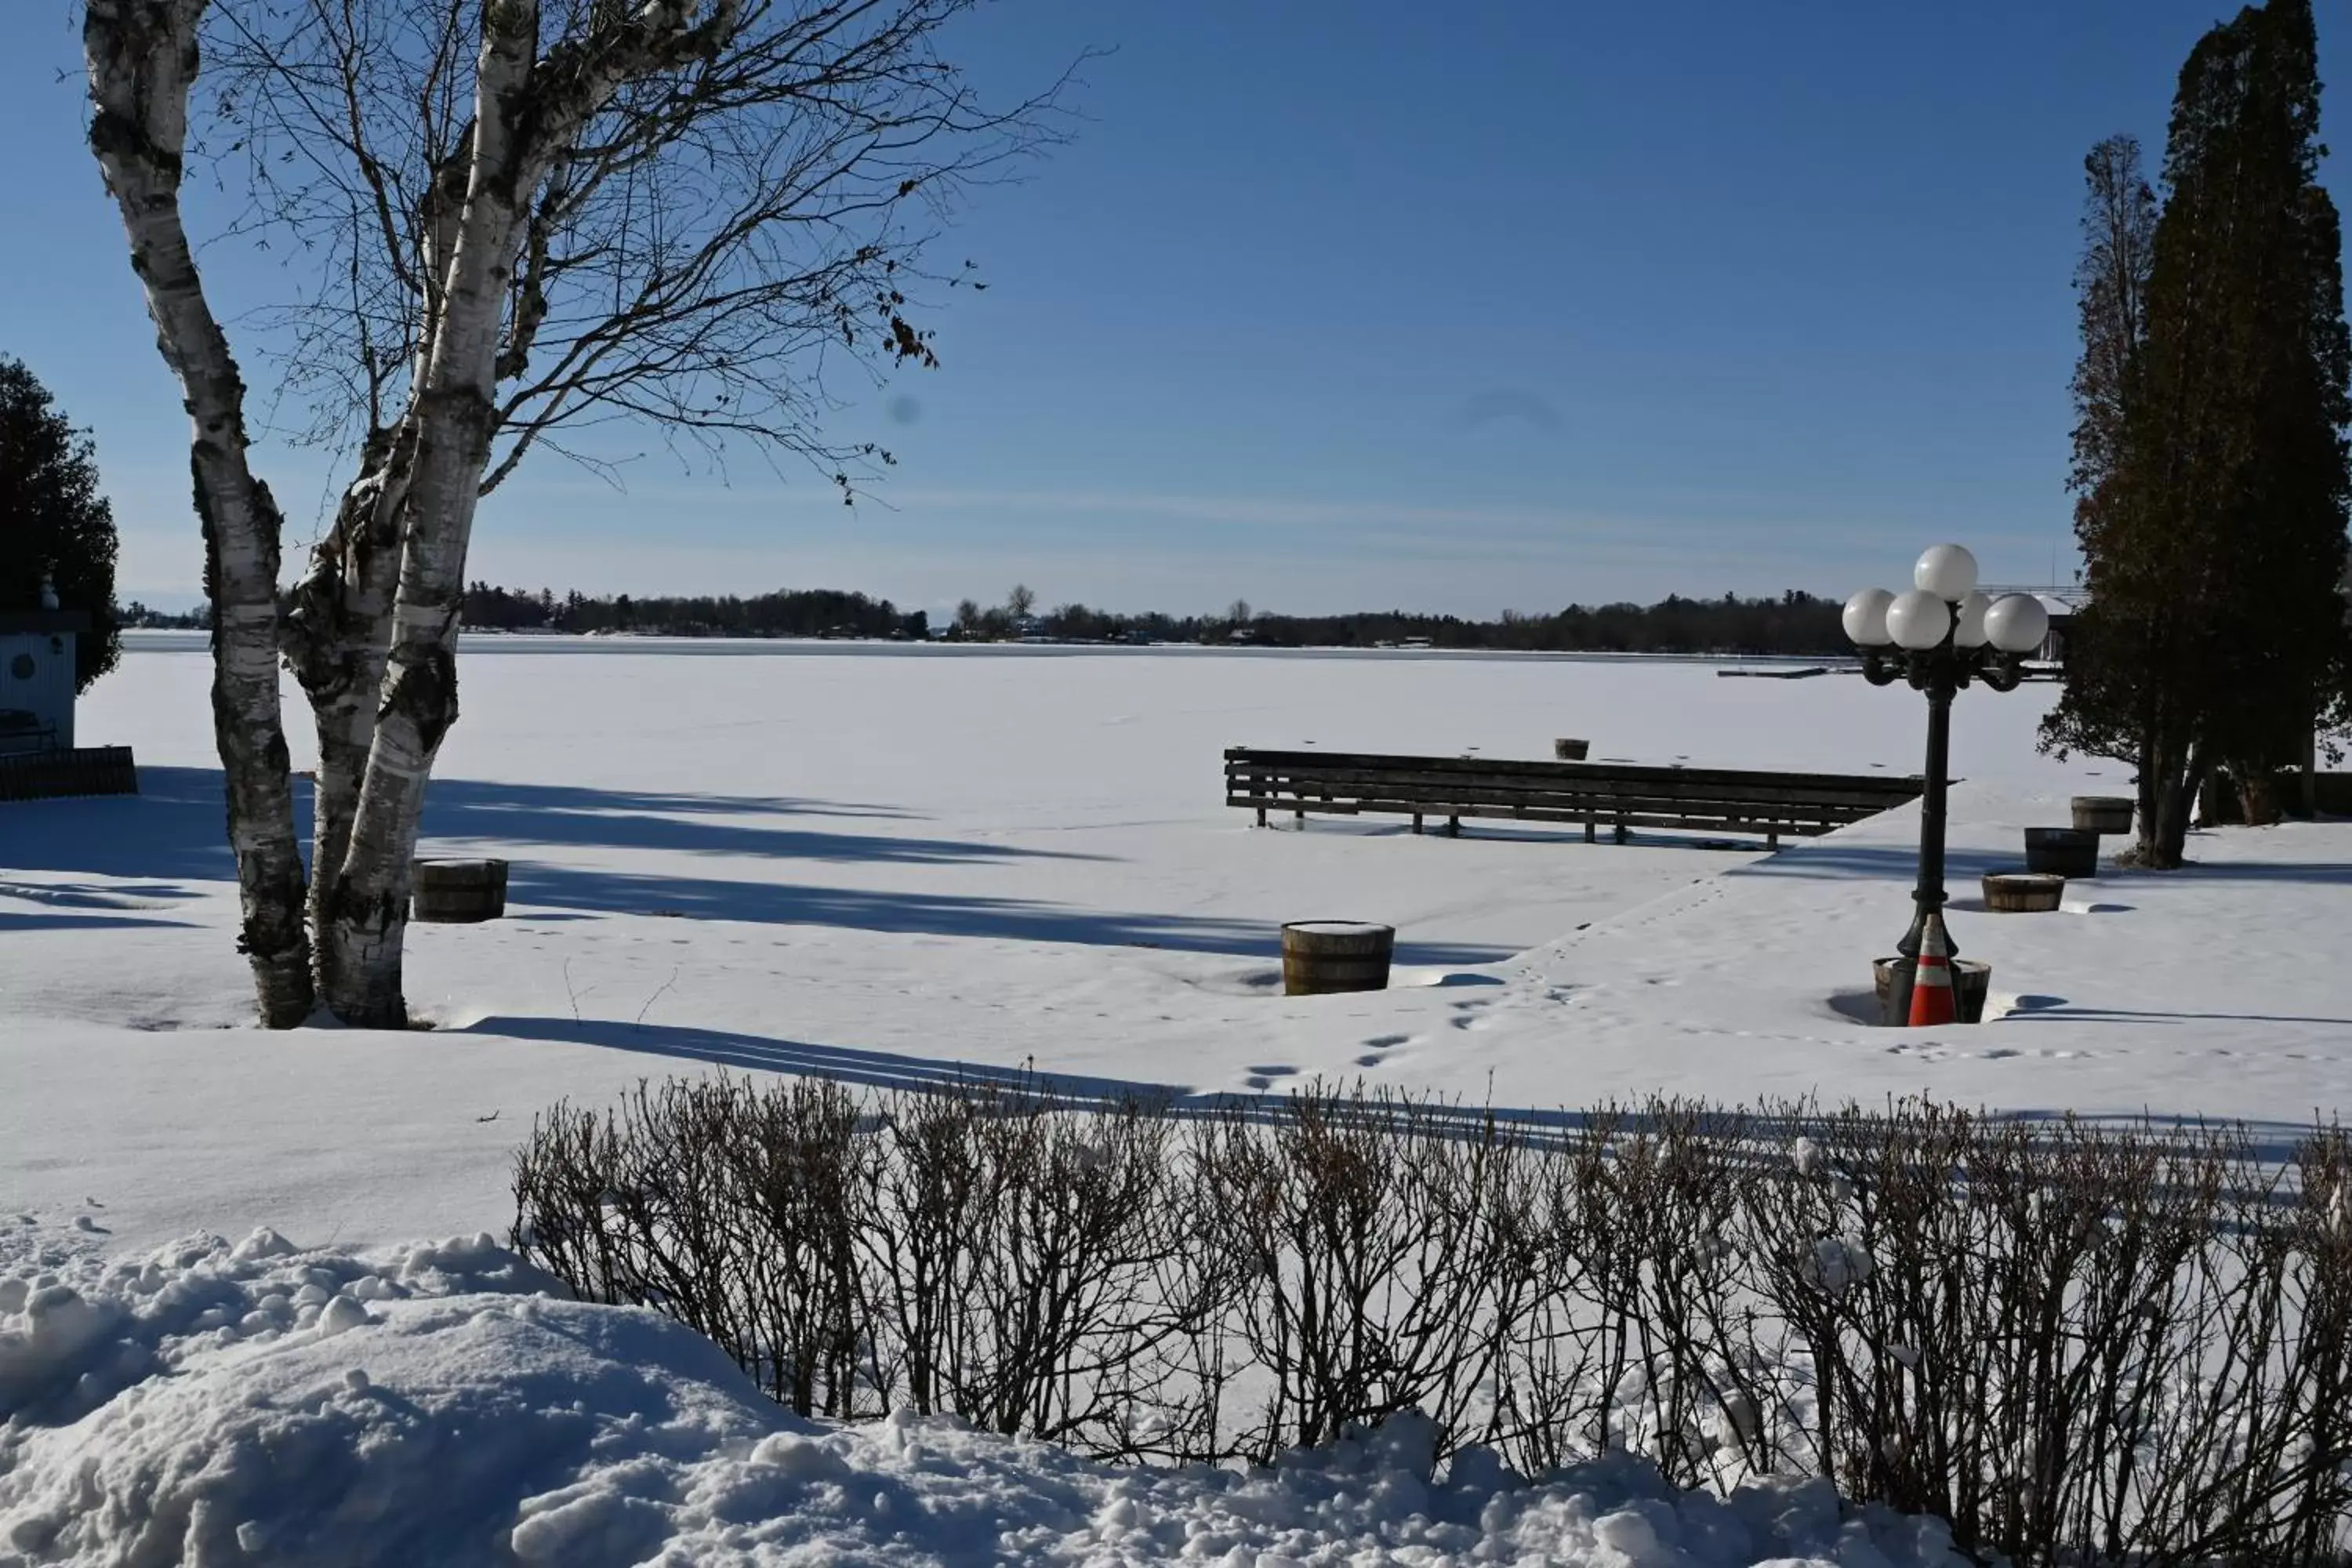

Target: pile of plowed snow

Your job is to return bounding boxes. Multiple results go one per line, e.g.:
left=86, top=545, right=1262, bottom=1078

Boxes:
left=2, top=1218, right=1969, bottom=1566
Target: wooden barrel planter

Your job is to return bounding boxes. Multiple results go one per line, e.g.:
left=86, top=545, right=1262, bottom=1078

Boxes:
left=412, top=858, right=509, bottom=924
left=1554, top=738, right=1590, bottom=761
left=1982, top=871, right=2064, bottom=913
left=2024, top=827, right=2098, bottom=878
left=2071, top=796, right=2135, bottom=835
left=1281, top=921, right=1395, bottom=996
left=1874, top=956, right=1991, bottom=1026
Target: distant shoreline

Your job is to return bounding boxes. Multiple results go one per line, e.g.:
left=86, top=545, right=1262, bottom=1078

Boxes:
left=117, top=627, right=1858, bottom=670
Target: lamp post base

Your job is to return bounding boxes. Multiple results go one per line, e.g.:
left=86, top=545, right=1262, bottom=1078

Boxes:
left=1873, top=956, right=1992, bottom=1026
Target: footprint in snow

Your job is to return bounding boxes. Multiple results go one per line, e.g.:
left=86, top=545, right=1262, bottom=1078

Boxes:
left=1447, top=995, right=1502, bottom=1030
left=1361, top=1034, right=1409, bottom=1050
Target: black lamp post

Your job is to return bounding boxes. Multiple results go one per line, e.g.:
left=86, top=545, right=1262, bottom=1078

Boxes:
left=1844, top=545, right=2050, bottom=983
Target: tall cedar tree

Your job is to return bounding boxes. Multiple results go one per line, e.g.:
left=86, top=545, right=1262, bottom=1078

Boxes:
left=2042, top=141, right=2163, bottom=821
left=0, top=358, right=122, bottom=691
left=2044, top=0, right=2352, bottom=866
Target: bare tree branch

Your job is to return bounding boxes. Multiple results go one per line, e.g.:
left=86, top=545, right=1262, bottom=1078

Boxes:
left=196, top=0, right=1083, bottom=492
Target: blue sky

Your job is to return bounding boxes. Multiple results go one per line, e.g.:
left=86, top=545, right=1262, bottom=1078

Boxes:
left=5, top=2, right=2346, bottom=616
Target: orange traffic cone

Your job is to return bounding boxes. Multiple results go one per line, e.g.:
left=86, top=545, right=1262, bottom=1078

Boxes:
left=1907, top=911, right=1955, bottom=1028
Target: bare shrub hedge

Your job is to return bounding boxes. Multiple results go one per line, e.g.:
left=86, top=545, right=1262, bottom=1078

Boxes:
left=513, top=1077, right=2351, bottom=1566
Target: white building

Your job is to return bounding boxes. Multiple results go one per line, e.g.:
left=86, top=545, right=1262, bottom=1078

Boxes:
left=0, top=609, right=86, bottom=754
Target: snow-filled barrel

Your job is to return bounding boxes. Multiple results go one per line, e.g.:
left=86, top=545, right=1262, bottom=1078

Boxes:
left=1982, top=872, right=2065, bottom=913
left=1281, top=920, right=1395, bottom=996
left=2071, top=796, right=2136, bottom=835
left=412, top=858, right=509, bottom=924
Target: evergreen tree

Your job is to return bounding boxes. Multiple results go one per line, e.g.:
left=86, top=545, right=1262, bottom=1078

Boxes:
left=2044, top=0, right=2351, bottom=865
left=2042, top=140, right=2163, bottom=811
left=0, top=358, right=122, bottom=691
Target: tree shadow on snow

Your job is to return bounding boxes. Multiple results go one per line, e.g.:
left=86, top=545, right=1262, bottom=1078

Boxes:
left=413, top=775, right=1118, bottom=866
left=0, top=767, right=259, bottom=882
left=471, top=1015, right=1573, bottom=1134
left=1735, top=838, right=2352, bottom=887
left=0, top=878, right=201, bottom=908
left=1732, top=843, right=2030, bottom=884
left=1291, top=818, right=1768, bottom=853
left=473, top=1014, right=1200, bottom=1103
left=0, top=910, right=198, bottom=932
left=7, top=768, right=1512, bottom=961
left=1997, top=1003, right=2352, bottom=1029
left=1, top=766, right=1096, bottom=883
left=505, top=862, right=1515, bottom=963
left=466, top=1016, right=2333, bottom=1171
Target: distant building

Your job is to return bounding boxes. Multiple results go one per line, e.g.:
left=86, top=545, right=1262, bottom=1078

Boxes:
left=2034, top=594, right=2074, bottom=666
left=0, top=605, right=135, bottom=800
left=0, top=609, right=87, bottom=753
left=1981, top=585, right=2084, bottom=667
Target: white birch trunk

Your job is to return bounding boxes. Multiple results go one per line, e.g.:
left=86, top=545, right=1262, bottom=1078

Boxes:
left=318, top=0, right=714, bottom=1024
left=85, top=0, right=315, bottom=1026
left=318, top=2, right=543, bottom=1025
left=285, top=429, right=412, bottom=999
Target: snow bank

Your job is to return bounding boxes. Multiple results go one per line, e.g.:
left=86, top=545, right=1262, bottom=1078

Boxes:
left=0, top=1218, right=1971, bottom=1567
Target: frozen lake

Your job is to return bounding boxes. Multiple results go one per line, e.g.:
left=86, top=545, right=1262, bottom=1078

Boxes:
left=64, top=635, right=2067, bottom=971
left=4, top=633, right=2346, bottom=1249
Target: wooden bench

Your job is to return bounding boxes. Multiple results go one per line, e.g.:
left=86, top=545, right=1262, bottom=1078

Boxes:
left=1225, top=747, right=1925, bottom=850
left=0, top=709, right=56, bottom=757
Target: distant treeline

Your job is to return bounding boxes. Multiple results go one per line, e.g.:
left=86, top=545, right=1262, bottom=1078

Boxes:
left=1098, top=593, right=1845, bottom=655
left=459, top=582, right=1849, bottom=655
left=462, top=584, right=930, bottom=640
left=121, top=600, right=212, bottom=630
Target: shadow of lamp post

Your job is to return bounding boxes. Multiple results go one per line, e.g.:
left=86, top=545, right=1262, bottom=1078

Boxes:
left=1844, top=544, right=2049, bottom=1024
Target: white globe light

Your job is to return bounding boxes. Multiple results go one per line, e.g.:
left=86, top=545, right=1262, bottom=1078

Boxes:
left=1952, top=590, right=1992, bottom=648
left=1984, top=593, right=2049, bottom=655
left=1885, top=589, right=1952, bottom=651
left=1914, top=543, right=1979, bottom=602
left=1842, top=587, right=1895, bottom=647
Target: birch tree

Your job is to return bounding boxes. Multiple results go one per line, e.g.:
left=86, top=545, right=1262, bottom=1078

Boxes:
left=85, top=0, right=1068, bottom=1025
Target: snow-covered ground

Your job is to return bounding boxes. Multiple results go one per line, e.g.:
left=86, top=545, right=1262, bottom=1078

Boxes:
left=5, top=635, right=2347, bottom=1250
left=4, top=634, right=2347, bottom=1564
